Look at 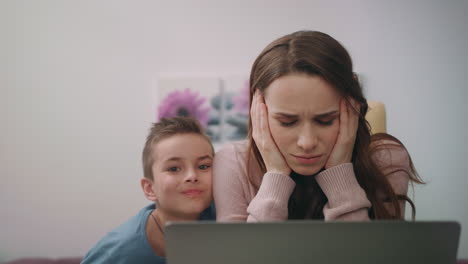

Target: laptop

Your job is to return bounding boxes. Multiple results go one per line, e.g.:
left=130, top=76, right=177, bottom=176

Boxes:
left=165, top=221, right=460, bottom=264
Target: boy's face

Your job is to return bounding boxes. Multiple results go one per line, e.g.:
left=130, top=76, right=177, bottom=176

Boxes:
left=151, top=133, right=213, bottom=219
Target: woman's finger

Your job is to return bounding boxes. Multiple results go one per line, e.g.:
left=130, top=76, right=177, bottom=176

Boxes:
left=349, top=98, right=359, bottom=117
left=349, top=98, right=360, bottom=133
left=259, top=103, right=266, bottom=147
left=340, top=98, right=349, bottom=136
left=254, top=92, right=261, bottom=143
left=263, top=104, right=271, bottom=143
left=259, top=94, right=269, bottom=147
left=255, top=91, right=262, bottom=141
left=251, top=90, right=259, bottom=140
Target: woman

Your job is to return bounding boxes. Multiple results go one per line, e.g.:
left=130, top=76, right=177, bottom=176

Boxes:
left=213, top=31, right=423, bottom=222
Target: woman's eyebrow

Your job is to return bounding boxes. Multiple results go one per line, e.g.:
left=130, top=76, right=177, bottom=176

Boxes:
left=314, top=110, right=339, bottom=119
left=272, top=112, right=298, bottom=118
left=272, top=110, right=339, bottom=119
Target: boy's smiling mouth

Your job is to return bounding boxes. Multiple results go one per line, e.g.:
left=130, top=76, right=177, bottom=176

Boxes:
left=181, top=189, right=204, bottom=197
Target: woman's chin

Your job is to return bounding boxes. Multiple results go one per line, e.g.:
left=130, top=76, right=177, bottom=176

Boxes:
left=290, top=165, right=322, bottom=176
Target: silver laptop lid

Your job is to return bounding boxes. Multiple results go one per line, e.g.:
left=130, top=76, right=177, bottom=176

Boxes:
left=165, top=221, right=460, bottom=264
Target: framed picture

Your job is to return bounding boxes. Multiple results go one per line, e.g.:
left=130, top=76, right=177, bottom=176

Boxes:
left=156, top=75, right=249, bottom=148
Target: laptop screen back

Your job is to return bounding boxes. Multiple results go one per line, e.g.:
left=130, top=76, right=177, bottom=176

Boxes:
left=165, top=221, right=460, bottom=264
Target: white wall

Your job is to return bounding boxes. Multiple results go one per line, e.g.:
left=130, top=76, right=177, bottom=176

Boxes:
left=1, top=0, right=467, bottom=261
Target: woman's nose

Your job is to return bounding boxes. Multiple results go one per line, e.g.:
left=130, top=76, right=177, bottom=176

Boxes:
left=297, top=126, right=318, bottom=152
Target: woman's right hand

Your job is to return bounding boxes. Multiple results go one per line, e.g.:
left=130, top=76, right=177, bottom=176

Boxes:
left=251, top=90, right=291, bottom=176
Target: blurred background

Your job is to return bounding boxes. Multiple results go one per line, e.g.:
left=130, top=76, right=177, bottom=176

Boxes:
left=1, top=0, right=467, bottom=261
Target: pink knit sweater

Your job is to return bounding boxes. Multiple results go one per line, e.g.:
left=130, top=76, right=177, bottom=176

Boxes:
left=213, top=140, right=410, bottom=222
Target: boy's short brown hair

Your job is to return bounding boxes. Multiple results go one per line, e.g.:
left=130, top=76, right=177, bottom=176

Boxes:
left=142, top=117, right=213, bottom=180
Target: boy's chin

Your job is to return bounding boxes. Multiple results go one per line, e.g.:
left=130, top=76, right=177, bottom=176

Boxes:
left=179, top=200, right=211, bottom=217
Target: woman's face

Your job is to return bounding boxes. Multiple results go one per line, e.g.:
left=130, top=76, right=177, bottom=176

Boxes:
left=264, top=73, right=341, bottom=176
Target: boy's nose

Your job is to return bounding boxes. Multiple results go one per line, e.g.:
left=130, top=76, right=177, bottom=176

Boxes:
left=184, top=170, right=199, bottom=182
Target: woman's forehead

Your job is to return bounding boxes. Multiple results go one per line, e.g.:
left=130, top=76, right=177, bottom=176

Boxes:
left=264, top=74, right=341, bottom=114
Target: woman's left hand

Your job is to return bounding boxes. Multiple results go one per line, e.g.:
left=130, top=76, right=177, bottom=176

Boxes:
left=325, top=98, right=360, bottom=169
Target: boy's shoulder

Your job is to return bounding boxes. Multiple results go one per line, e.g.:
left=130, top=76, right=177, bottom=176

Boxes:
left=199, top=202, right=216, bottom=220
left=81, top=204, right=164, bottom=264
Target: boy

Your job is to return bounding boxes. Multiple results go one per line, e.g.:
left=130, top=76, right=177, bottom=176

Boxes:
left=82, top=117, right=215, bottom=264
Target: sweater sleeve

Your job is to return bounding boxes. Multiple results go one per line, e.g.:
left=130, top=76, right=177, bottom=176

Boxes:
left=246, top=172, right=296, bottom=221
left=213, top=143, right=296, bottom=222
left=316, top=163, right=372, bottom=221
left=315, top=141, right=412, bottom=221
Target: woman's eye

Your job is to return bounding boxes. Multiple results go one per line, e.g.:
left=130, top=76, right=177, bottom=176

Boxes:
left=317, top=119, right=335, bottom=126
left=168, top=167, right=181, bottom=172
left=279, top=120, right=297, bottom=127
left=199, top=164, right=211, bottom=170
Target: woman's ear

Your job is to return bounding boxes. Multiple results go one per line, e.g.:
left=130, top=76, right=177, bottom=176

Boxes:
left=141, top=177, right=157, bottom=202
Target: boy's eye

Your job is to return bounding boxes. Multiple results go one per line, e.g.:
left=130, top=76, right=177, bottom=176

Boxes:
left=167, top=167, right=181, bottom=172
left=198, top=164, right=211, bottom=170
left=279, top=120, right=297, bottom=127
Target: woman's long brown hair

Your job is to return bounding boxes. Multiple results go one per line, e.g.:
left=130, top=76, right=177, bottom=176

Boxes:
left=247, top=31, right=424, bottom=220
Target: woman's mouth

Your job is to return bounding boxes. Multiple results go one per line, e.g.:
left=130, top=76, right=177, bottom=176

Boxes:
left=292, top=154, right=322, bottom=165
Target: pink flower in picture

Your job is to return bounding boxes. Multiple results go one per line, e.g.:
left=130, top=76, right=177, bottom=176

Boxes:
left=233, top=80, right=250, bottom=115
left=158, top=88, right=210, bottom=127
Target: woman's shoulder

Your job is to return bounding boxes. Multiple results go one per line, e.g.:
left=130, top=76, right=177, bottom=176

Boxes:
left=370, top=134, right=411, bottom=169
left=369, top=134, right=415, bottom=196
left=213, top=140, right=263, bottom=187
left=215, top=140, right=250, bottom=162
left=216, top=139, right=249, bottom=152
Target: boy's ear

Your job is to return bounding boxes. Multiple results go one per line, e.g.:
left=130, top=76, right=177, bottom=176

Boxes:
left=140, top=178, right=157, bottom=202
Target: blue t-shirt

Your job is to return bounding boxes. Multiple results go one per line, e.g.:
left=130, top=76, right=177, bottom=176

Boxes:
left=81, top=203, right=215, bottom=264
